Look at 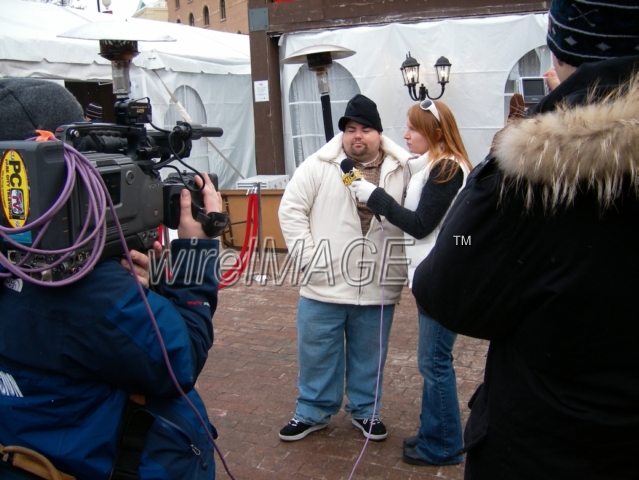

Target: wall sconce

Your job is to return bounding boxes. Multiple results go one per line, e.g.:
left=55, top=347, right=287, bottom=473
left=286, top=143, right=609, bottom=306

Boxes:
left=400, top=52, right=451, bottom=101
left=282, top=45, right=356, bottom=143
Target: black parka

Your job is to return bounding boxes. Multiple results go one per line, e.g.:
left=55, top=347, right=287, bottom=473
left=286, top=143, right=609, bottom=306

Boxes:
left=412, top=56, right=639, bottom=480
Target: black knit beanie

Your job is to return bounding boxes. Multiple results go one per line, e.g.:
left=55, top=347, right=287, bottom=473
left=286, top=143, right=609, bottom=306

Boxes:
left=338, top=94, right=383, bottom=133
left=547, top=0, right=639, bottom=67
left=0, top=78, right=85, bottom=141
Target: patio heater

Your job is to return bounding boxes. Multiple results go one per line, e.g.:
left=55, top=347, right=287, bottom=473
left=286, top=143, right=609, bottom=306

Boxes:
left=282, top=45, right=356, bottom=143
left=58, top=19, right=175, bottom=99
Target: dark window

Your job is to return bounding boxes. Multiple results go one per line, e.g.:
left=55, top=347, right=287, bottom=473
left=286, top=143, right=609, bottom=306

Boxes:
left=203, top=6, right=209, bottom=26
left=189, top=13, right=194, bottom=26
left=176, top=18, right=181, bottom=23
left=220, top=0, right=226, bottom=20
left=175, top=0, right=180, bottom=8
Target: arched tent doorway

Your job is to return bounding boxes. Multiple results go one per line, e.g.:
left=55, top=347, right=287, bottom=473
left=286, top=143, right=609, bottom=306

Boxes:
left=503, top=45, right=552, bottom=122
left=288, top=63, right=360, bottom=167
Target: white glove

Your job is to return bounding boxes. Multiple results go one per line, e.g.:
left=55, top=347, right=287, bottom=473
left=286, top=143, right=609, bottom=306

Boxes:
left=349, top=179, right=377, bottom=204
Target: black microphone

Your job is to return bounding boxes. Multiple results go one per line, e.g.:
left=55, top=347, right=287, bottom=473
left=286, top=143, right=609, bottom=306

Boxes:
left=340, top=158, right=381, bottom=222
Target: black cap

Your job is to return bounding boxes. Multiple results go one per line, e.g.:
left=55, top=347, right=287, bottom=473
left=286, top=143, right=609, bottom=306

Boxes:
left=0, top=78, right=84, bottom=141
left=338, top=94, right=383, bottom=133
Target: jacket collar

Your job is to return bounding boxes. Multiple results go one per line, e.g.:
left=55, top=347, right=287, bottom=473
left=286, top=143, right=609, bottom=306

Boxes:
left=317, top=132, right=411, bottom=166
left=407, top=153, right=429, bottom=174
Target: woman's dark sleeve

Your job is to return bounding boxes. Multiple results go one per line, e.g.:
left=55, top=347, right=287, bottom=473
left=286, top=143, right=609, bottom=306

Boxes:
left=367, top=162, right=463, bottom=239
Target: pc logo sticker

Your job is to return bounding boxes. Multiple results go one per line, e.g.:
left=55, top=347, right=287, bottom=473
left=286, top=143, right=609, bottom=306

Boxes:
left=1, top=150, right=30, bottom=228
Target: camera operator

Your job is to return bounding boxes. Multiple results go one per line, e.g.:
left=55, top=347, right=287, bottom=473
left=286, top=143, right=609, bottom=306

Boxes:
left=0, top=78, right=222, bottom=480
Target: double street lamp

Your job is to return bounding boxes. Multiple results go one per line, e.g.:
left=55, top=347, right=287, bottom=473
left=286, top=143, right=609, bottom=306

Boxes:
left=400, top=52, right=452, bottom=101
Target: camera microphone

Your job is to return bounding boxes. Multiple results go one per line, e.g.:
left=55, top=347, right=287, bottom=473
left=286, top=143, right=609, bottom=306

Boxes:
left=172, top=123, right=223, bottom=141
left=340, top=158, right=380, bottom=222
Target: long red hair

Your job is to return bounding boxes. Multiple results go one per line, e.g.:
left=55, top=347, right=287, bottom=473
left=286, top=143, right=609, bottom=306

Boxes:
left=407, top=101, right=472, bottom=183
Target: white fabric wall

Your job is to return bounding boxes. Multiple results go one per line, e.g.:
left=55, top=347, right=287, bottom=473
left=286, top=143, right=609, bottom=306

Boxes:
left=130, top=69, right=256, bottom=189
left=280, top=14, right=549, bottom=175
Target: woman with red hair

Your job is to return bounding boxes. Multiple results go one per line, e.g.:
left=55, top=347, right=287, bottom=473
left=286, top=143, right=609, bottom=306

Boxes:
left=350, top=99, right=472, bottom=466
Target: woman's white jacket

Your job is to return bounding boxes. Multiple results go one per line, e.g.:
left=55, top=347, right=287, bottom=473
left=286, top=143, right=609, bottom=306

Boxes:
left=403, top=154, right=470, bottom=285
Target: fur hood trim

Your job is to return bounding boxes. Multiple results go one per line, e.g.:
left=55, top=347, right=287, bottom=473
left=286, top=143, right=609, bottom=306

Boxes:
left=316, top=132, right=411, bottom=165
left=494, top=78, right=639, bottom=210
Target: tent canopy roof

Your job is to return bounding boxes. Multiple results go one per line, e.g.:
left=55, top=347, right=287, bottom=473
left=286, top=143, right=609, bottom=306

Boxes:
left=0, top=0, right=251, bottom=77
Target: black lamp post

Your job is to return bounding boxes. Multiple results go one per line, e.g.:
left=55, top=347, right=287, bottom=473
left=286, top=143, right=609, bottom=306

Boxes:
left=282, top=45, right=356, bottom=143
left=400, top=52, right=451, bottom=101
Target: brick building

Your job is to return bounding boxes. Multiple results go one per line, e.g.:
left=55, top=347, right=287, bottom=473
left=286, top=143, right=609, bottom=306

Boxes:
left=167, top=0, right=249, bottom=34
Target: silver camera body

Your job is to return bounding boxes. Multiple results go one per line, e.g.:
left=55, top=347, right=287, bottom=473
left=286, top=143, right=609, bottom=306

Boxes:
left=518, top=77, right=548, bottom=105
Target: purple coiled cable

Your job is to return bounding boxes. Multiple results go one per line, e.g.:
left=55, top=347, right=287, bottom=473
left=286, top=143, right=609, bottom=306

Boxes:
left=0, top=141, right=108, bottom=286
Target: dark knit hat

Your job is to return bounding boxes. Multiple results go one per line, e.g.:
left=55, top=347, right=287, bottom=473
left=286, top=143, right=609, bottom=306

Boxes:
left=0, top=78, right=84, bottom=141
left=85, top=102, right=103, bottom=121
left=547, top=0, right=639, bottom=67
left=338, top=94, right=383, bottom=133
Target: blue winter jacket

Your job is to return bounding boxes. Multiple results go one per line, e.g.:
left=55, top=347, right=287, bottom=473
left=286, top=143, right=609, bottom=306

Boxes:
left=0, top=239, right=220, bottom=479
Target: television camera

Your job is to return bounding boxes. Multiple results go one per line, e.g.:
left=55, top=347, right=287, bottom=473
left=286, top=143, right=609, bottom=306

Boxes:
left=0, top=97, right=229, bottom=281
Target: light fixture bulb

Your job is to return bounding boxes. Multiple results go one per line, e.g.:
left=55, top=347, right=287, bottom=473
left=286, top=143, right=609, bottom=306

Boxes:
left=434, top=56, right=452, bottom=85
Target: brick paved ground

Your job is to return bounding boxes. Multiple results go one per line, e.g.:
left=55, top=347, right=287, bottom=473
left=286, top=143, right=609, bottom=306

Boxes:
left=196, top=265, right=488, bottom=480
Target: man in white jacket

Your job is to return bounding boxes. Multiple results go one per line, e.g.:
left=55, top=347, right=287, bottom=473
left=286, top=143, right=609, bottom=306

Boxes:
left=278, top=94, right=410, bottom=442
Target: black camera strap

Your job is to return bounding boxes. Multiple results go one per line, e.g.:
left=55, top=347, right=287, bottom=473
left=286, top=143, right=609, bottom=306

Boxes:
left=109, top=395, right=154, bottom=480
left=194, top=210, right=230, bottom=238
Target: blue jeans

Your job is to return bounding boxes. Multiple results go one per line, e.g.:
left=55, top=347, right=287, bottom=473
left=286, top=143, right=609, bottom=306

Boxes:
left=294, top=297, right=395, bottom=425
left=415, top=311, right=464, bottom=465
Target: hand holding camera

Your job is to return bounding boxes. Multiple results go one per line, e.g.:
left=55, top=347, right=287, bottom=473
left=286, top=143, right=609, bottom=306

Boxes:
left=178, top=172, right=224, bottom=240
left=121, top=241, right=163, bottom=287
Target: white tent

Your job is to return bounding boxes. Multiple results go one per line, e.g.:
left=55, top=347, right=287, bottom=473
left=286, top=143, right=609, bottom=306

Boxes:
left=280, top=13, right=550, bottom=173
left=0, top=0, right=255, bottom=189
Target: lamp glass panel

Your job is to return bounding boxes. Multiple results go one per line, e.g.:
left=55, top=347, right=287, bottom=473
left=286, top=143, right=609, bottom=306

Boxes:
left=401, top=68, right=409, bottom=85
left=403, top=65, right=419, bottom=85
left=436, top=65, right=450, bottom=84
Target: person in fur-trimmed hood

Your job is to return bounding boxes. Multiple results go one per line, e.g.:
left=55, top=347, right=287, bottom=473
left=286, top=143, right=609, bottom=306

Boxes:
left=411, top=1, right=639, bottom=479
left=278, top=94, right=410, bottom=443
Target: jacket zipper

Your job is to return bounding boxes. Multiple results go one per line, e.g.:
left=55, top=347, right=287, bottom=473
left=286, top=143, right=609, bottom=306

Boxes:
left=340, top=157, right=401, bottom=300
left=154, top=416, right=207, bottom=469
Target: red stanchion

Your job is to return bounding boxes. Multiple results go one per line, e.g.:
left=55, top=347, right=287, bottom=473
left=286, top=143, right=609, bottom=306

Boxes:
left=219, top=193, right=259, bottom=289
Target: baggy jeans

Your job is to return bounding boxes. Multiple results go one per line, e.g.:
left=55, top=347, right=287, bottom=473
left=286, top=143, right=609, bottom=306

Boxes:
left=294, top=297, right=394, bottom=425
